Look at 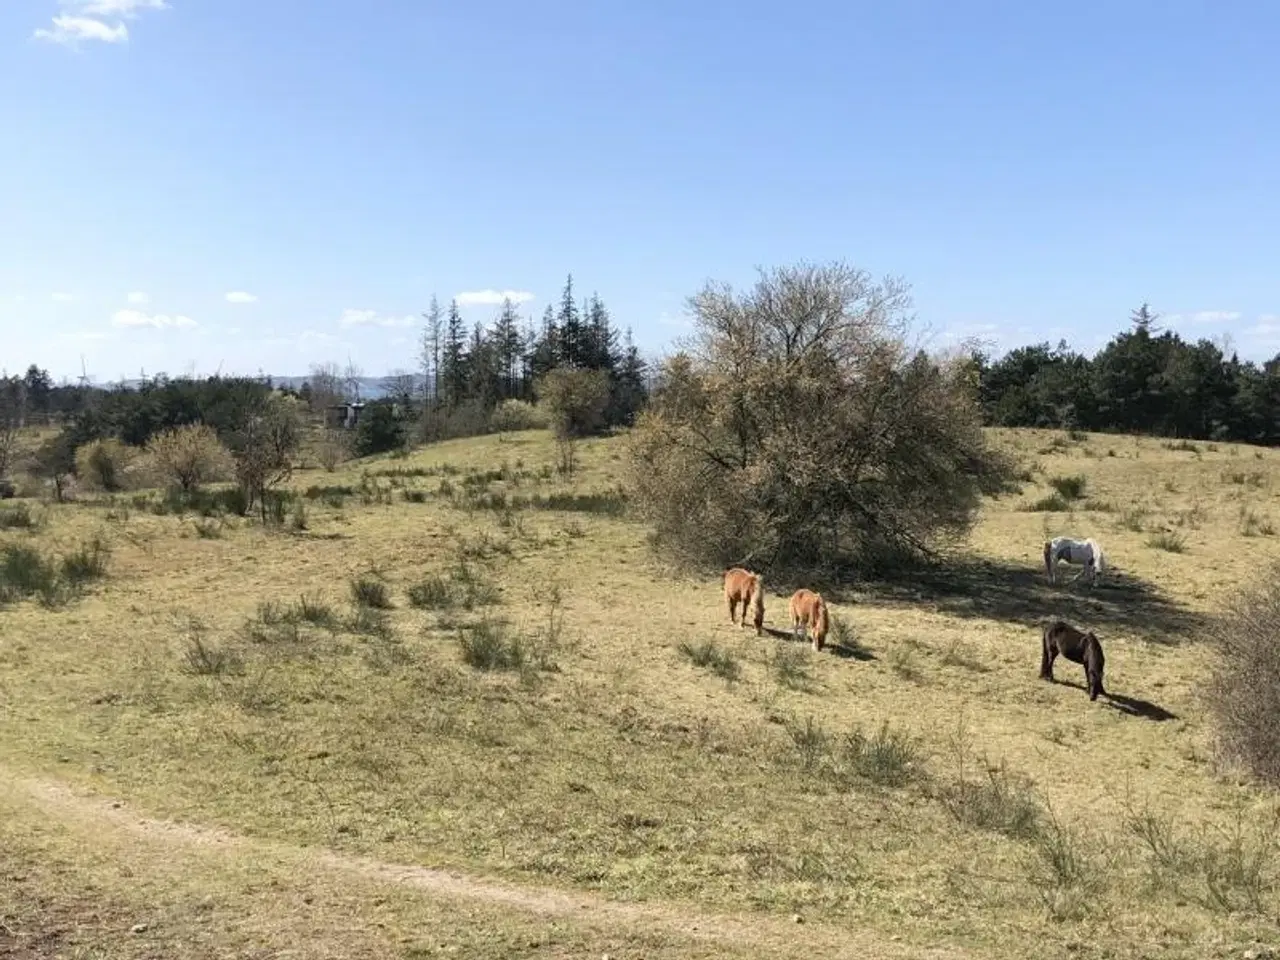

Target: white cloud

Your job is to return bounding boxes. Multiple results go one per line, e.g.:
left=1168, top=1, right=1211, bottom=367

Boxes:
left=74, top=0, right=168, bottom=15
left=1169, top=310, right=1242, bottom=326
left=339, top=308, right=414, bottom=328
left=127, top=291, right=149, bottom=304
left=454, top=289, right=535, bottom=307
left=111, top=309, right=197, bottom=329
left=34, top=15, right=128, bottom=46
left=225, top=291, right=258, bottom=304
left=51, top=292, right=76, bottom=302
left=33, top=0, right=168, bottom=47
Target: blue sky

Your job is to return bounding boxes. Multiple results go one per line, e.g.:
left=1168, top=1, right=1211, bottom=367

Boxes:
left=2, top=1, right=1278, bottom=382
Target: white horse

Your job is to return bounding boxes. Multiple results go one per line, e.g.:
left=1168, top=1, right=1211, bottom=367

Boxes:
left=1044, top=536, right=1105, bottom=586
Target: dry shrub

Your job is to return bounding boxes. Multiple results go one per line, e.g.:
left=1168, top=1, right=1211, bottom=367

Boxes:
left=488, top=398, right=548, bottom=434
left=536, top=369, right=610, bottom=477
left=1207, top=563, right=1280, bottom=785
left=315, top=427, right=353, bottom=472
left=147, top=423, right=234, bottom=491
left=73, top=438, right=138, bottom=492
left=228, top=395, right=304, bottom=520
left=625, top=261, right=1019, bottom=576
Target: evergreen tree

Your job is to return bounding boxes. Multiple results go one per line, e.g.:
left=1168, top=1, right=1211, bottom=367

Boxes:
left=584, top=292, right=618, bottom=372
left=440, top=299, right=468, bottom=407
left=467, top=322, right=502, bottom=408
left=557, top=274, right=585, bottom=368
left=493, top=297, right=525, bottom=400
left=529, top=304, right=560, bottom=383
left=608, top=327, right=649, bottom=426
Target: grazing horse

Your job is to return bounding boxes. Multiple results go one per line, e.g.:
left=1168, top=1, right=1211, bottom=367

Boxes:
left=1040, top=619, right=1106, bottom=701
left=789, top=589, right=830, bottom=652
left=723, top=567, right=765, bottom=635
left=1044, top=536, right=1105, bottom=585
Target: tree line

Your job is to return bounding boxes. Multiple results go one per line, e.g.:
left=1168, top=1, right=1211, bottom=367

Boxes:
left=302, top=274, right=651, bottom=437
left=971, top=304, right=1280, bottom=444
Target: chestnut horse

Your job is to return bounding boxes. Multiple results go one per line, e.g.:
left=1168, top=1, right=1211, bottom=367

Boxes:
left=789, top=588, right=830, bottom=652
left=1040, top=619, right=1106, bottom=701
left=723, top=567, right=765, bottom=635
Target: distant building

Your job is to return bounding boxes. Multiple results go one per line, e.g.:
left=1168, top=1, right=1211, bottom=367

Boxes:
left=325, top=401, right=365, bottom=430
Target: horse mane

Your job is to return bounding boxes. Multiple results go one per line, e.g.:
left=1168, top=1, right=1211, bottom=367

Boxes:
left=750, top=572, right=765, bottom=613
left=814, top=593, right=829, bottom=638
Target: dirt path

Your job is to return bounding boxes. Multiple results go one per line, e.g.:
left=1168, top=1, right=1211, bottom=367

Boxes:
left=7, top=771, right=971, bottom=960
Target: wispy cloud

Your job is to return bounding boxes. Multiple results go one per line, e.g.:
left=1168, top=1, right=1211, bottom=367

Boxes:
left=339, top=308, right=414, bottom=328
left=76, top=0, right=168, bottom=14
left=225, top=291, right=258, bottom=304
left=1164, top=310, right=1243, bottom=326
left=34, top=15, right=128, bottom=45
left=127, top=291, right=149, bottom=304
left=112, top=309, right=197, bottom=329
left=51, top=292, right=76, bottom=302
left=33, top=0, right=168, bottom=48
left=454, top=289, right=535, bottom=307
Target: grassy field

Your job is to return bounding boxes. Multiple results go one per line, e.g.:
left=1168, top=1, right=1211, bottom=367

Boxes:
left=3, top=425, right=1280, bottom=959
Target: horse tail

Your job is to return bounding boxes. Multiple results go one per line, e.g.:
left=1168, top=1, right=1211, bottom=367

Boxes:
left=1043, top=540, right=1053, bottom=580
left=750, top=573, right=765, bottom=633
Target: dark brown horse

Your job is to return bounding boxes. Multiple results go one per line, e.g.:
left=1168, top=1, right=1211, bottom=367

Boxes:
left=1040, top=619, right=1106, bottom=701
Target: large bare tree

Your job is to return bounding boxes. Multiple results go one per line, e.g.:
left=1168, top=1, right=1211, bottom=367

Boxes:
left=625, top=261, right=1018, bottom=576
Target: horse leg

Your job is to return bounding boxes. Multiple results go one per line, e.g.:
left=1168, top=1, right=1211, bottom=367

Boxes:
left=727, top=596, right=738, bottom=627
left=1039, top=635, right=1055, bottom=681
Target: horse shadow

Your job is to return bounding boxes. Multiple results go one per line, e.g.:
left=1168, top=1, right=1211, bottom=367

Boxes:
left=760, top=626, right=877, bottom=661
left=857, top=555, right=1205, bottom=646
left=1048, top=678, right=1180, bottom=722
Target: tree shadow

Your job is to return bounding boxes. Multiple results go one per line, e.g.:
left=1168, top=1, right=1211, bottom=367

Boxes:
left=1048, top=677, right=1180, bottom=722
left=856, top=556, right=1205, bottom=645
left=760, top=625, right=877, bottom=660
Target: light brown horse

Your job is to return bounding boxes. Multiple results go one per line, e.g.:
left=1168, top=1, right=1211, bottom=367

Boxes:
left=723, top=567, right=765, bottom=635
left=789, top=588, right=830, bottom=652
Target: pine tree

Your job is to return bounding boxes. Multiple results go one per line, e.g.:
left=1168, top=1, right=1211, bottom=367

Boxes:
left=467, top=322, right=501, bottom=408
left=493, top=297, right=525, bottom=401
left=419, top=295, right=443, bottom=405
left=557, top=274, right=584, bottom=368
left=609, top=327, right=649, bottom=426
left=440, top=299, right=468, bottom=407
left=529, top=304, right=560, bottom=383
left=584, top=292, right=618, bottom=372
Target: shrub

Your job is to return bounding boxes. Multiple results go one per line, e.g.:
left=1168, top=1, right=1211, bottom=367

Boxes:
left=457, top=619, right=524, bottom=671
left=146, top=423, right=234, bottom=492
left=74, top=438, right=136, bottom=492
left=1047, top=474, right=1087, bottom=501
left=350, top=574, right=392, bottom=609
left=536, top=368, right=610, bottom=477
left=408, top=575, right=453, bottom=610
left=30, top=430, right=76, bottom=502
left=677, top=639, right=740, bottom=682
left=0, top=544, right=59, bottom=604
left=624, top=262, right=1019, bottom=576
left=1147, top=530, right=1188, bottom=553
left=228, top=394, right=303, bottom=521
left=0, top=503, right=40, bottom=530
left=418, top=400, right=490, bottom=444
left=60, top=536, right=110, bottom=586
left=354, top=400, right=407, bottom=457
left=1206, top=565, right=1280, bottom=786
left=489, top=399, right=549, bottom=434
left=315, top=428, right=352, bottom=472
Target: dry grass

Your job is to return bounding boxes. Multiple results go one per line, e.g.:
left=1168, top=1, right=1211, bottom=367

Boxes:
left=3, top=426, right=1280, bottom=958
